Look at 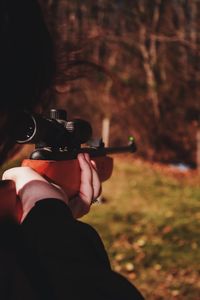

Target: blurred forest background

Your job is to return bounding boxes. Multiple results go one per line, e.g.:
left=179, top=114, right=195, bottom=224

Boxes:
left=39, top=0, right=200, bottom=169
left=14, top=0, right=199, bottom=299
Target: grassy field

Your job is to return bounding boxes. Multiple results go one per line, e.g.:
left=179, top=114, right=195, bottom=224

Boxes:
left=1, top=155, right=200, bottom=299
left=83, top=156, right=200, bottom=300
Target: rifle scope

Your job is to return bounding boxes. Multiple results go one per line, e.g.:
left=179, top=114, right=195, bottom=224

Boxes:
left=15, top=109, right=92, bottom=149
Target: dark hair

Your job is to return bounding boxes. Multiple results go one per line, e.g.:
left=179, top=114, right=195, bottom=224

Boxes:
left=0, top=0, right=55, bottom=162
left=0, top=0, right=55, bottom=109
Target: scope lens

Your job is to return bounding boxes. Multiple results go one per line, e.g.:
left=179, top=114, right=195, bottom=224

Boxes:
left=15, top=112, right=36, bottom=143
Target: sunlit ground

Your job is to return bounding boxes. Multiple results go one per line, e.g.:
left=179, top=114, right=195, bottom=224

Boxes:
left=83, top=156, right=200, bottom=300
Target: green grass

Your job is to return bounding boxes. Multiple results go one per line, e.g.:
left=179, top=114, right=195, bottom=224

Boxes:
left=83, top=156, right=200, bottom=299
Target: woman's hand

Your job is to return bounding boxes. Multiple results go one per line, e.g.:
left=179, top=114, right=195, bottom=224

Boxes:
left=2, top=153, right=101, bottom=222
left=69, top=153, right=101, bottom=218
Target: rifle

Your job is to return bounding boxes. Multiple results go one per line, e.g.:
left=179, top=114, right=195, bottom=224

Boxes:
left=0, top=109, right=136, bottom=222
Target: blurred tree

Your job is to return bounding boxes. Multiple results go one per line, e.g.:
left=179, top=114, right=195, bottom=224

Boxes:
left=39, top=0, right=200, bottom=167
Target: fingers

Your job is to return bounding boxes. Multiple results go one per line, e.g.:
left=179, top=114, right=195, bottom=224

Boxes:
left=82, top=153, right=101, bottom=205
left=68, top=153, right=92, bottom=218
left=90, top=159, right=101, bottom=200
left=68, top=153, right=101, bottom=219
left=78, top=153, right=93, bottom=204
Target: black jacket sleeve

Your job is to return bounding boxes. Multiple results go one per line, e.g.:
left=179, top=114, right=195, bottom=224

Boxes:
left=0, top=199, right=144, bottom=300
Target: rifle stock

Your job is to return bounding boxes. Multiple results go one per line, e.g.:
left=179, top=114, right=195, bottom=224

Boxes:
left=22, top=156, right=113, bottom=198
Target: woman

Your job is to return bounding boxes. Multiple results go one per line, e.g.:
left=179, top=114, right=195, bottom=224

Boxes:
left=0, top=0, right=144, bottom=299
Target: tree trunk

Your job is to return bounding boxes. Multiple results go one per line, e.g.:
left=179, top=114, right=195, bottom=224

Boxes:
left=102, top=117, right=110, bottom=147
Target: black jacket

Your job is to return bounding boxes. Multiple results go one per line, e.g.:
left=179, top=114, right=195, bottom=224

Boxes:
left=0, top=199, right=144, bottom=300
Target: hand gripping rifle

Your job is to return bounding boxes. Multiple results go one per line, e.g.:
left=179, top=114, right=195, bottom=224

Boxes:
left=14, top=109, right=136, bottom=198
left=13, top=109, right=136, bottom=198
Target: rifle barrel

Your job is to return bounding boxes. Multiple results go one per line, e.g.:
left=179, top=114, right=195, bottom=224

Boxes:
left=29, top=141, right=137, bottom=160
left=80, top=141, right=137, bottom=158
